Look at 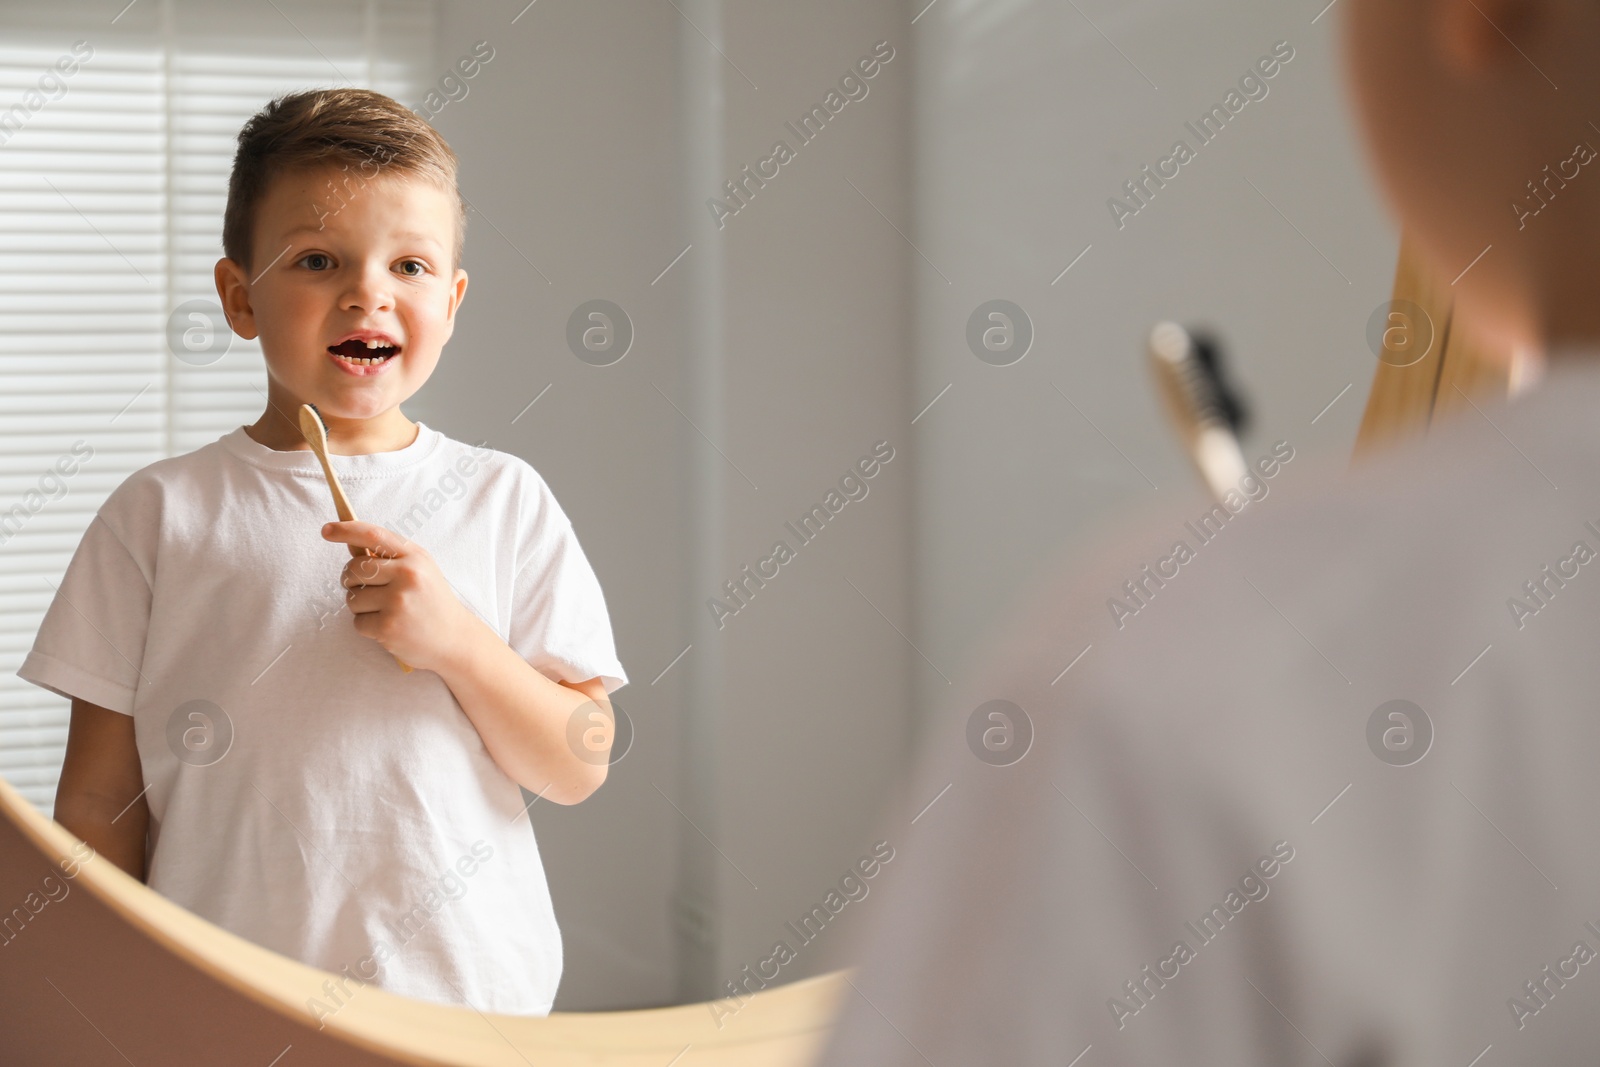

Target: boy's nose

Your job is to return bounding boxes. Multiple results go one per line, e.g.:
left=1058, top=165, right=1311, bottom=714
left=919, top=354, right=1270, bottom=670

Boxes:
left=340, top=270, right=395, bottom=312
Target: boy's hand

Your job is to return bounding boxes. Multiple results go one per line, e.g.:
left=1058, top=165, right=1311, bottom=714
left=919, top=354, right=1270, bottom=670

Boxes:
left=321, top=520, right=480, bottom=673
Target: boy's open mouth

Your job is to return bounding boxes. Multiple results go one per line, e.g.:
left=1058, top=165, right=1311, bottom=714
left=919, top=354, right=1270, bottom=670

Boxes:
left=328, top=338, right=401, bottom=366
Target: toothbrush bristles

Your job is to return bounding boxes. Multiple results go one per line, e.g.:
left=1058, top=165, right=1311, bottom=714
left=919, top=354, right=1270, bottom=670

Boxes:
left=307, top=402, right=328, bottom=434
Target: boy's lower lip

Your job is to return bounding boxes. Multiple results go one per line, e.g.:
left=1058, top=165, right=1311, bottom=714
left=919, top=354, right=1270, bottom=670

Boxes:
left=327, top=349, right=399, bottom=377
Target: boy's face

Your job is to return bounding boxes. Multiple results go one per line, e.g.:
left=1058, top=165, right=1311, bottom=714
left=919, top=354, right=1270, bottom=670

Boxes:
left=215, top=163, right=467, bottom=425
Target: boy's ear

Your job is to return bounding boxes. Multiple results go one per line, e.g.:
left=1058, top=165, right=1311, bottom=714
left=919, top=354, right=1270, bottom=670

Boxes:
left=213, top=257, right=258, bottom=341
left=1434, top=0, right=1543, bottom=73
left=445, top=267, right=468, bottom=322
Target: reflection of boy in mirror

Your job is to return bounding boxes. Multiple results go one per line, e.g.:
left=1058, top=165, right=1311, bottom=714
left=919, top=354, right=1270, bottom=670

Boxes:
left=22, top=88, right=628, bottom=1017
left=821, top=0, right=1600, bottom=1063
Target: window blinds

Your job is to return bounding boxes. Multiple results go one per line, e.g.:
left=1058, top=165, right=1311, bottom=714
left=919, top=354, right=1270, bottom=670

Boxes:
left=0, top=0, right=434, bottom=812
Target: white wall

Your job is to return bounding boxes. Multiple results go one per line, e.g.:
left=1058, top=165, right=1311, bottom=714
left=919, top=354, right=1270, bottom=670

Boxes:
left=708, top=0, right=915, bottom=1000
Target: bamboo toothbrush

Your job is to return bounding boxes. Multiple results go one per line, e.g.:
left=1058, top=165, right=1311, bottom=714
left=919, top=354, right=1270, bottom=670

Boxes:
left=298, top=403, right=414, bottom=673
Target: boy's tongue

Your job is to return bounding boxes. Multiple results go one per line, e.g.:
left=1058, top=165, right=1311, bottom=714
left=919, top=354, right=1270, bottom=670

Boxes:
left=330, top=339, right=396, bottom=359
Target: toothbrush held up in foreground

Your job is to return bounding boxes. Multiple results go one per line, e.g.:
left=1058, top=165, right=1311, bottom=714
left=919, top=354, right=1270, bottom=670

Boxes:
left=298, top=402, right=415, bottom=673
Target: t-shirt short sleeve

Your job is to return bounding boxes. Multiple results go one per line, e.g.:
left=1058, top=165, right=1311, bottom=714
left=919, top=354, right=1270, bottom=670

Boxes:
left=17, top=504, right=153, bottom=715
left=505, top=482, right=627, bottom=695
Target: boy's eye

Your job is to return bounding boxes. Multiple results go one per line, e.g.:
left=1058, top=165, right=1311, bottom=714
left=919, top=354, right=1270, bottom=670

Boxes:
left=299, top=252, right=332, bottom=271
left=396, top=260, right=426, bottom=277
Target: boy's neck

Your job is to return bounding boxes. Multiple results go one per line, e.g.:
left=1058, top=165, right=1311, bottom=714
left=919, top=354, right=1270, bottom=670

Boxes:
left=244, top=404, right=419, bottom=456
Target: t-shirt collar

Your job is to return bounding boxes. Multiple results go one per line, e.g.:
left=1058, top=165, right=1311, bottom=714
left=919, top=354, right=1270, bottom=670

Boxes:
left=220, top=420, right=442, bottom=477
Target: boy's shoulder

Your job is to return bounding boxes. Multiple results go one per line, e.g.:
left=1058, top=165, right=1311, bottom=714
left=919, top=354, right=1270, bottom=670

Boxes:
left=96, top=435, right=234, bottom=520
left=437, top=432, right=550, bottom=492
left=430, top=431, right=571, bottom=529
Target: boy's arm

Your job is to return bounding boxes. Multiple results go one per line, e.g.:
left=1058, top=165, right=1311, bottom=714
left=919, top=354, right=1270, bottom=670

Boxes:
left=436, top=623, right=613, bottom=805
left=322, top=519, right=618, bottom=804
left=55, top=697, right=148, bottom=881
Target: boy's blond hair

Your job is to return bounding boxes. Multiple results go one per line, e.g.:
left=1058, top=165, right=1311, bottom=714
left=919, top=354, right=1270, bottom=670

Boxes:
left=222, top=87, right=466, bottom=272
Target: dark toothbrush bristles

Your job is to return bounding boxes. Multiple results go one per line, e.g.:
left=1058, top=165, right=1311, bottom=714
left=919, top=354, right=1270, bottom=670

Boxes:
left=307, top=403, right=327, bottom=434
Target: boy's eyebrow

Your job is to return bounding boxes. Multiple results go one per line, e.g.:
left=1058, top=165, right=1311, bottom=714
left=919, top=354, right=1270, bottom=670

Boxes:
left=280, top=225, right=445, bottom=250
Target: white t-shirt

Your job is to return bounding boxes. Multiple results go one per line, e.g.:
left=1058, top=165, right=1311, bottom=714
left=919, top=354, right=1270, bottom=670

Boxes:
left=18, top=422, right=627, bottom=1017
left=820, top=353, right=1600, bottom=1065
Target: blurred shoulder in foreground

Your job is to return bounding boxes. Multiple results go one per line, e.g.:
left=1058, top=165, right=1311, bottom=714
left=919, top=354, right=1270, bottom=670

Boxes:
left=819, top=352, right=1600, bottom=1066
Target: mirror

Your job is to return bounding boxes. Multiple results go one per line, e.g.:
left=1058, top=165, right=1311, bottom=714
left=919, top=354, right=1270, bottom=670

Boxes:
left=1, top=0, right=1406, bottom=1037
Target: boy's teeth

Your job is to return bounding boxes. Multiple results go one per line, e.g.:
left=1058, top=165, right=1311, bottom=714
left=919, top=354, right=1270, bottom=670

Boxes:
left=329, top=337, right=398, bottom=365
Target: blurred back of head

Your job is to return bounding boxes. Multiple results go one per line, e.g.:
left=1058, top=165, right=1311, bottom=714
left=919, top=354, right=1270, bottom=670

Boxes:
left=1342, top=0, right=1600, bottom=357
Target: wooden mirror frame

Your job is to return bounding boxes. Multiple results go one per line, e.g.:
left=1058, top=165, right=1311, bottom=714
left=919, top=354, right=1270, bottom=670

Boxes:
left=0, top=772, right=847, bottom=1066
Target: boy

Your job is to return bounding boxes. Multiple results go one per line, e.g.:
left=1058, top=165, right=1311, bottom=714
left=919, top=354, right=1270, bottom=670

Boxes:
left=821, top=0, right=1600, bottom=1063
left=18, top=87, right=628, bottom=1018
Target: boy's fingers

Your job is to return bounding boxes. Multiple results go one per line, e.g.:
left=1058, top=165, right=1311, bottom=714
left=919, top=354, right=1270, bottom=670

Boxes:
left=343, top=554, right=388, bottom=585
left=322, top=520, right=405, bottom=559
left=321, top=519, right=374, bottom=544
